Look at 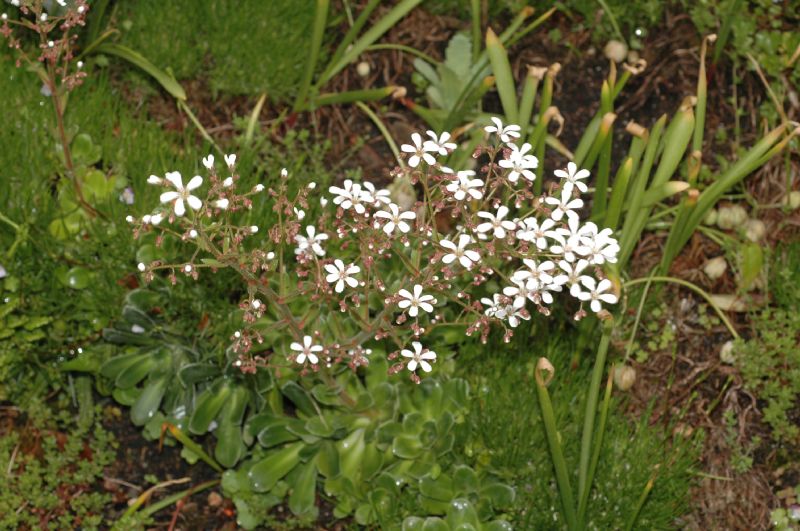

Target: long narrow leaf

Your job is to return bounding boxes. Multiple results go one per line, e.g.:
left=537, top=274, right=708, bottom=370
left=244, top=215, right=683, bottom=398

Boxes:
left=294, top=0, right=330, bottom=111
left=95, top=43, right=186, bottom=101
left=320, top=0, right=422, bottom=88
left=485, top=28, right=518, bottom=123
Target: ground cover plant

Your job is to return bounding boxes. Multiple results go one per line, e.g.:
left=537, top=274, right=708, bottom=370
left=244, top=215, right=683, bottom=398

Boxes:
left=1, top=0, right=798, bottom=529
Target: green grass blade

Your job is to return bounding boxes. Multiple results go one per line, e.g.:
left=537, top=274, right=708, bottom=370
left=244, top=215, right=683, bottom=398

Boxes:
left=577, top=321, right=612, bottom=525
left=471, top=0, right=481, bottom=62
left=315, top=86, right=400, bottom=107
left=573, top=113, right=602, bottom=167
left=294, top=0, right=330, bottom=111
left=95, top=43, right=186, bottom=101
left=713, top=1, right=741, bottom=63
left=319, top=0, right=422, bottom=88
left=518, top=66, right=543, bottom=135
left=535, top=358, right=579, bottom=531
left=486, top=28, right=519, bottom=123
left=245, top=92, right=268, bottom=145
left=324, top=0, right=381, bottom=81
left=605, top=157, right=632, bottom=230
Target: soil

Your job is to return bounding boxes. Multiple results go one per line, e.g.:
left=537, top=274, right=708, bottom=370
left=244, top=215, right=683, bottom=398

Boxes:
left=109, top=2, right=800, bottom=530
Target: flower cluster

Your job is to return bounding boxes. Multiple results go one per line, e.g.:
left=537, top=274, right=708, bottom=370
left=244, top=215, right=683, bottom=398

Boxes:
left=129, top=119, right=620, bottom=383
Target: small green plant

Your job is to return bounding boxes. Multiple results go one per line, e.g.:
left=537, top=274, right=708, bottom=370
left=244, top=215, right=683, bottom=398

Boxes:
left=722, top=409, right=760, bottom=474
left=0, top=403, right=116, bottom=530
left=736, top=307, right=800, bottom=444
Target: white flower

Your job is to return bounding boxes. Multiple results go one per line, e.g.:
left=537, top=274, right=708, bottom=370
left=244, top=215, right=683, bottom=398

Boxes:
left=295, top=225, right=328, bottom=257
left=512, top=259, right=555, bottom=289
left=545, top=185, right=584, bottom=222
left=254, top=184, right=265, bottom=192
left=397, top=284, right=436, bottom=317
left=423, top=131, right=457, bottom=156
left=547, top=217, right=590, bottom=262
left=290, top=335, right=322, bottom=365
left=250, top=225, right=258, bottom=234
left=481, top=294, right=504, bottom=317
left=223, top=176, right=234, bottom=187
left=294, top=207, right=305, bottom=220
left=400, top=132, right=438, bottom=168
left=150, top=213, right=164, bottom=225
left=502, top=280, right=533, bottom=309
left=516, top=217, right=556, bottom=250
left=475, top=206, right=516, bottom=239
left=498, top=142, right=538, bottom=183
left=202, top=154, right=215, bottom=170
left=440, top=234, right=481, bottom=269
left=445, top=170, right=484, bottom=201
left=580, top=227, right=619, bottom=265
left=159, top=172, right=203, bottom=216
left=137, top=263, right=146, bottom=272
left=329, top=179, right=369, bottom=214
left=224, top=153, right=237, bottom=168
left=484, top=117, right=521, bottom=143
left=362, top=181, right=392, bottom=205
left=554, top=162, right=590, bottom=194
left=324, top=259, right=360, bottom=293
left=551, top=259, right=591, bottom=297
left=374, top=203, right=416, bottom=235
left=400, top=342, right=436, bottom=373
left=147, top=175, right=163, bottom=185
left=575, top=277, right=618, bottom=312
left=214, top=198, right=229, bottom=210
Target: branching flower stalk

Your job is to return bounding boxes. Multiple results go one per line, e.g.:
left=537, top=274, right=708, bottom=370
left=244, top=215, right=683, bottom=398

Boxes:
left=0, top=0, right=98, bottom=217
left=130, top=121, right=622, bottom=383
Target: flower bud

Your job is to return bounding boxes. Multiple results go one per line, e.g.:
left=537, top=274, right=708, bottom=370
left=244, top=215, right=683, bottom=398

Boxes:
left=743, top=218, right=765, bottom=242
left=703, top=256, right=727, bottom=280
left=356, top=61, right=371, bottom=77
left=782, top=191, right=800, bottom=210
left=719, top=340, right=736, bottom=365
left=716, top=205, right=747, bottom=230
left=613, top=364, right=636, bottom=391
left=603, top=40, right=628, bottom=63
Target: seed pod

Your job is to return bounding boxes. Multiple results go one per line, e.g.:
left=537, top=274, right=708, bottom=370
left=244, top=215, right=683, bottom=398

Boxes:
left=613, top=364, right=636, bottom=391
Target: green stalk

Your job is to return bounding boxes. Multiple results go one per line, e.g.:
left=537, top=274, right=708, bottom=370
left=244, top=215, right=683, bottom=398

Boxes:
left=470, top=0, right=481, bottom=62
left=624, top=470, right=658, bottom=531
left=506, top=7, right=557, bottom=48
left=486, top=28, right=518, bottom=123
left=593, top=130, right=613, bottom=218
left=624, top=276, right=740, bottom=339
left=294, top=0, right=330, bottom=112
left=245, top=92, right=268, bottom=145
left=355, top=101, right=403, bottom=168
left=318, top=0, right=422, bottom=88
left=713, top=2, right=741, bottom=63
left=573, top=114, right=602, bottom=167
left=605, top=157, right=633, bottom=230
left=618, top=115, right=666, bottom=267
left=364, top=43, right=436, bottom=64
left=323, top=0, right=381, bottom=83
left=577, top=320, right=613, bottom=521
left=693, top=36, right=712, bottom=153
left=518, top=66, right=542, bottom=134
left=579, top=370, right=614, bottom=526
left=178, top=100, right=223, bottom=156
left=582, top=112, right=615, bottom=172
left=535, top=358, right=579, bottom=531
left=314, top=86, right=400, bottom=107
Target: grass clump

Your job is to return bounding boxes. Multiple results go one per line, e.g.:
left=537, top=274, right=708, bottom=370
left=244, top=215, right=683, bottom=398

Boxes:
left=455, top=327, right=701, bottom=529
left=116, top=0, right=316, bottom=101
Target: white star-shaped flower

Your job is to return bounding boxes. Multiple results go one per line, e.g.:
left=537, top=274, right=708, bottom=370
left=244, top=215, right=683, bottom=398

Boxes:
left=545, top=185, right=584, bottom=222
left=551, top=259, right=591, bottom=297
left=374, top=203, right=416, bottom=235
left=295, top=225, right=328, bottom=257
left=324, top=259, right=360, bottom=293
left=423, top=131, right=457, bottom=156
left=362, top=181, right=392, bottom=205
left=397, top=284, right=436, bottom=317
left=290, top=335, right=323, bottom=365
left=329, top=180, right=369, bottom=214
left=516, top=217, right=556, bottom=250
left=401, top=342, right=436, bottom=373
left=202, top=154, right=215, bottom=170
left=400, top=132, right=437, bottom=168
left=498, top=142, right=538, bottom=183
left=159, top=172, right=203, bottom=216
left=484, top=117, right=521, bottom=143
left=445, top=171, right=484, bottom=201
left=475, top=206, right=516, bottom=239
left=440, top=234, right=481, bottom=269
left=554, top=162, right=590, bottom=194
left=575, top=277, right=618, bottom=312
